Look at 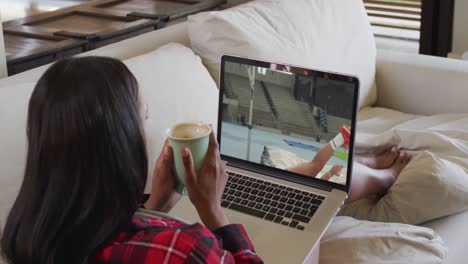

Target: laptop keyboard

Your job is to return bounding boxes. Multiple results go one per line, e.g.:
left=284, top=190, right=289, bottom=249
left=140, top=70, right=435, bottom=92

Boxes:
left=221, top=171, right=325, bottom=231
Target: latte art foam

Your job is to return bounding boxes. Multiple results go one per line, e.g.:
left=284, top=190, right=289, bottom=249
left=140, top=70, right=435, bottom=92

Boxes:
left=169, top=123, right=211, bottom=140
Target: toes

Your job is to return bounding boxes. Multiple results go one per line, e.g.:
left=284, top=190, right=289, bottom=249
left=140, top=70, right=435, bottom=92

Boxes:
left=402, top=155, right=408, bottom=164
left=384, top=146, right=399, bottom=163
left=405, top=153, right=410, bottom=163
left=406, top=154, right=413, bottom=163
left=390, top=146, right=400, bottom=159
left=398, top=152, right=412, bottom=164
left=399, top=153, right=407, bottom=163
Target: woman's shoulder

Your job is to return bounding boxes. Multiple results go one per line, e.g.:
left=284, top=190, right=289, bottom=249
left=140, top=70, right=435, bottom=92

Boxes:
left=96, top=214, right=218, bottom=263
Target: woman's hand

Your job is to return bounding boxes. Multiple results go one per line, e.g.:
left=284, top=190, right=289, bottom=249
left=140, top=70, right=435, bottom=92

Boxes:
left=182, top=131, right=229, bottom=230
left=144, top=140, right=181, bottom=212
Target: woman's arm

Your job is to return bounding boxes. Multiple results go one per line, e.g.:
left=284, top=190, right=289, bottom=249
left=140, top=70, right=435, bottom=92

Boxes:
left=186, top=224, right=263, bottom=264
left=214, top=224, right=262, bottom=263
left=288, top=126, right=351, bottom=177
left=288, top=143, right=334, bottom=177
left=96, top=220, right=263, bottom=264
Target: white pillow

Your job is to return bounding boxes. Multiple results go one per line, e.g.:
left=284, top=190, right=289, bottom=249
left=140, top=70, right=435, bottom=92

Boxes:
left=123, top=43, right=219, bottom=191
left=188, top=0, right=377, bottom=109
left=0, top=82, right=35, bottom=228
left=321, top=216, right=447, bottom=264
left=341, top=151, right=468, bottom=225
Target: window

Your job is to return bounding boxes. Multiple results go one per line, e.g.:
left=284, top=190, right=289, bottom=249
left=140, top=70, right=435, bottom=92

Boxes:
left=364, top=0, right=422, bottom=53
left=364, top=0, right=455, bottom=57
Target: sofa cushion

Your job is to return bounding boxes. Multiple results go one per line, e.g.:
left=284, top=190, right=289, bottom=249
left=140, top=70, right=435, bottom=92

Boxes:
left=123, top=43, right=219, bottom=191
left=0, top=82, right=35, bottom=228
left=422, top=210, right=468, bottom=264
left=321, top=216, right=447, bottom=263
left=188, top=0, right=377, bottom=109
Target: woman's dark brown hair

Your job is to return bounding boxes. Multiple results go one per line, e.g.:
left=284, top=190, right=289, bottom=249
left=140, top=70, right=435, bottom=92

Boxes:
left=1, top=57, right=148, bottom=264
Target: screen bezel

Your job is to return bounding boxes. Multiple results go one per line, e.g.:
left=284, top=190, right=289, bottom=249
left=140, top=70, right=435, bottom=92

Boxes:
left=218, top=55, right=360, bottom=193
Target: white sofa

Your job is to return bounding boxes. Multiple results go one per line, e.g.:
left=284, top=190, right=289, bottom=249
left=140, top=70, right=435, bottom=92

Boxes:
left=1, top=6, right=468, bottom=264
left=0, top=13, right=7, bottom=79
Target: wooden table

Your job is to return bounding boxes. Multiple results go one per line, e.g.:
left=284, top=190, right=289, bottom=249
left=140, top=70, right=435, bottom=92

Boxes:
left=3, top=0, right=226, bottom=76
left=0, top=0, right=85, bottom=23
left=5, top=31, right=87, bottom=75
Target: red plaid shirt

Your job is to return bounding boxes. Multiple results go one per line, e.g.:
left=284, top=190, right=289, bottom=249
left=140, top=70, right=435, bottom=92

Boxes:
left=96, top=213, right=263, bottom=263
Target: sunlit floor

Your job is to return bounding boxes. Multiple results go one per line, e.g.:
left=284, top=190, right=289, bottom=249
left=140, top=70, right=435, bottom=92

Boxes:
left=0, top=0, right=89, bottom=22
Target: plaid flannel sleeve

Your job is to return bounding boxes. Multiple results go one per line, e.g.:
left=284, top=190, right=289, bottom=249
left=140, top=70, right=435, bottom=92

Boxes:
left=97, top=217, right=263, bottom=264
left=213, top=224, right=263, bottom=263
left=186, top=224, right=263, bottom=263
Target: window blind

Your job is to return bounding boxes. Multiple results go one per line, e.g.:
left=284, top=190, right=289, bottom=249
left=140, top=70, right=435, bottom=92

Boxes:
left=364, top=0, right=422, bottom=41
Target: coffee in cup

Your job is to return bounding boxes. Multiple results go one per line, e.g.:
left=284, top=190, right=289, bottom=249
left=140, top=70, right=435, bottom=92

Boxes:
left=167, top=122, right=211, bottom=194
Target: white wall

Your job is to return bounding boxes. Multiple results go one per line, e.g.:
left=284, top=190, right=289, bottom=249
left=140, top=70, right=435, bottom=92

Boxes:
left=0, top=11, right=7, bottom=78
left=453, top=0, right=468, bottom=55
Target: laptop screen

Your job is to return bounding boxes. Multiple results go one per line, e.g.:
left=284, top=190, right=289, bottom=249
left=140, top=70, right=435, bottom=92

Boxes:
left=219, top=56, right=359, bottom=189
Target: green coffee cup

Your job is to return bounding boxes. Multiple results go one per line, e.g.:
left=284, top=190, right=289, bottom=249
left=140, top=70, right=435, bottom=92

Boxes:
left=167, top=123, right=211, bottom=194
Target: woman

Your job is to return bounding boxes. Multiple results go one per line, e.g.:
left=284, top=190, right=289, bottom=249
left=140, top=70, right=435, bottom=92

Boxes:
left=1, top=57, right=263, bottom=264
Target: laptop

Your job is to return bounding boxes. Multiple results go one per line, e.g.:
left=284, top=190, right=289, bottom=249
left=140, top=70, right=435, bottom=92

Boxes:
left=170, top=55, right=359, bottom=263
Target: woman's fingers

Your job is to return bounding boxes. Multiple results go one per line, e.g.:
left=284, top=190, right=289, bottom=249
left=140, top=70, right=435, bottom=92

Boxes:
left=163, top=143, right=173, bottom=163
left=160, top=139, right=169, bottom=156
left=155, top=140, right=173, bottom=174
left=205, top=131, right=222, bottom=172
left=182, top=148, right=197, bottom=186
left=208, top=131, right=219, bottom=156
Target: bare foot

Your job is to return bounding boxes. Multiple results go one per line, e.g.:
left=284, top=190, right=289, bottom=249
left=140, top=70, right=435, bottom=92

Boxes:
left=390, top=152, right=411, bottom=179
left=381, top=152, right=412, bottom=181
left=347, top=154, right=412, bottom=202
left=370, top=152, right=411, bottom=197
left=356, top=146, right=399, bottom=169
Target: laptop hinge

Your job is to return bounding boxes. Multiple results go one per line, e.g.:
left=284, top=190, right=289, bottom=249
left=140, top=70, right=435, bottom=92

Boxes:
left=226, top=160, right=334, bottom=192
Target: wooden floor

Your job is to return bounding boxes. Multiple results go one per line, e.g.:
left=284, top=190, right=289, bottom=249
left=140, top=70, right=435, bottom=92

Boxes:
left=0, top=0, right=91, bottom=22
